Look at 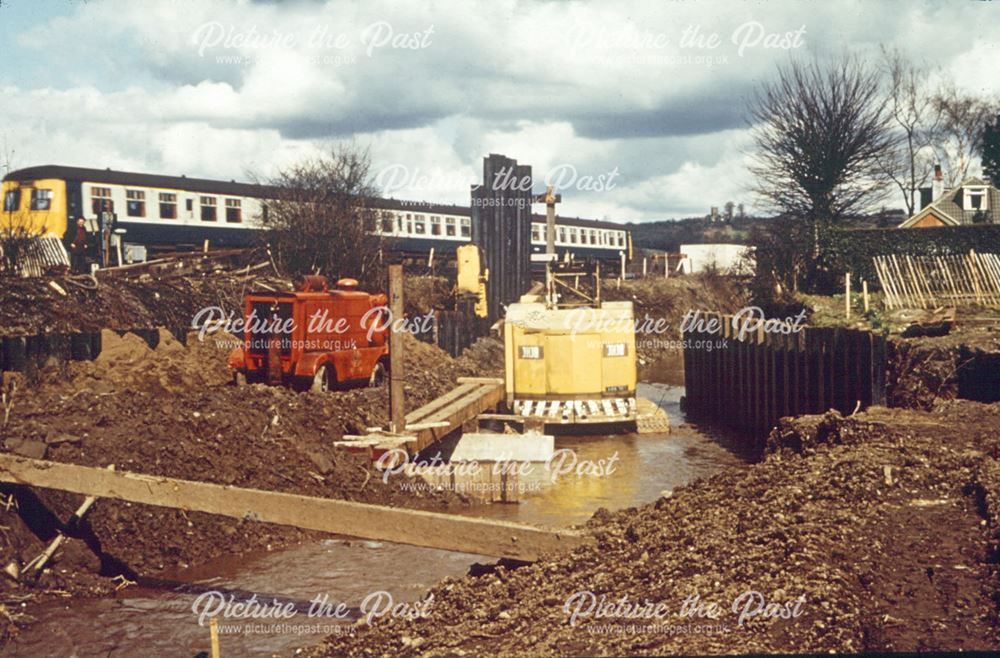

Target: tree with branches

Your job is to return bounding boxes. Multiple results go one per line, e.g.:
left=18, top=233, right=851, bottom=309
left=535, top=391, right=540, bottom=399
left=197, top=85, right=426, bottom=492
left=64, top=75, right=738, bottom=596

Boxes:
left=931, top=83, right=998, bottom=187
left=257, top=144, right=385, bottom=286
left=749, top=56, right=897, bottom=225
left=879, top=47, right=940, bottom=216
left=0, top=134, right=36, bottom=276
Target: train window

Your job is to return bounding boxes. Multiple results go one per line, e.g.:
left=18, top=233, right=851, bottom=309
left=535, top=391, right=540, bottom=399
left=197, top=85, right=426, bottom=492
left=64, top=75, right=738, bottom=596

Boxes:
left=396, top=215, right=403, bottom=232
left=445, top=217, right=456, bottom=237
left=558, top=227, right=566, bottom=243
left=414, top=214, right=425, bottom=234
left=159, top=193, right=177, bottom=219
left=91, top=187, right=113, bottom=215
left=531, top=224, right=541, bottom=242
left=406, top=213, right=413, bottom=234
left=590, top=229, right=597, bottom=245
left=617, top=232, right=625, bottom=246
left=126, top=190, right=145, bottom=217
left=569, top=228, right=578, bottom=244
left=4, top=189, right=21, bottom=212
left=200, top=196, right=217, bottom=222
left=186, top=198, right=194, bottom=212
left=29, top=189, right=53, bottom=211
left=460, top=217, right=470, bottom=237
left=381, top=214, right=394, bottom=234
left=430, top=215, right=441, bottom=236
left=225, top=198, right=242, bottom=223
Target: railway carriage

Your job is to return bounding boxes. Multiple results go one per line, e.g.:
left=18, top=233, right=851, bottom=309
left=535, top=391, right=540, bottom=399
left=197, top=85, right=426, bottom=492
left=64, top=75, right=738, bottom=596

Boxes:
left=1, top=165, right=631, bottom=266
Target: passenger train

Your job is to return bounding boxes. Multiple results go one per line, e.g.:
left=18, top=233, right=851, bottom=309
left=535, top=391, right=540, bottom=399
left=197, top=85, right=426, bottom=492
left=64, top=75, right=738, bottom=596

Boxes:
left=1, top=165, right=632, bottom=264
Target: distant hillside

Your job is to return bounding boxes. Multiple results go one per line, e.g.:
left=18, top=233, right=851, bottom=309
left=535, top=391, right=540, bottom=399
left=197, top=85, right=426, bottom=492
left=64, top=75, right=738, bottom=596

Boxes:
left=630, top=210, right=906, bottom=252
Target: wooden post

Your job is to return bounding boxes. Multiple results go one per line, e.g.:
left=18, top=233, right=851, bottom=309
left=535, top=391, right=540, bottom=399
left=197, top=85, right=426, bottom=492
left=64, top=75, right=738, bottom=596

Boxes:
left=210, top=617, right=221, bottom=658
left=388, top=264, right=405, bottom=434
left=428, top=247, right=435, bottom=272
left=862, top=279, right=870, bottom=313
left=620, top=252, right=626, bottom=282
left=664, top=253, right=669, bottom=279
left=203, top=239, right=209, bottom=254
left=642, top=257, right=647, bottom=277
left=845, top=272, right=852, bottom=319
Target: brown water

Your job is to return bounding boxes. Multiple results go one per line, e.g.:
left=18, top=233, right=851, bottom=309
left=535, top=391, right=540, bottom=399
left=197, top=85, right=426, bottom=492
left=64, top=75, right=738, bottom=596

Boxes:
left=7, top=383, right=749, bottom=658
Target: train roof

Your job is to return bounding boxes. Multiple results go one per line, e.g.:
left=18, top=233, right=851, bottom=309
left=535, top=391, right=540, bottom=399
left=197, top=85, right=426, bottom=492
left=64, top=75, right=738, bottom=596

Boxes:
left=3, top=164, right=280, bottom=198
left=4, top=164, right=630, bottom=231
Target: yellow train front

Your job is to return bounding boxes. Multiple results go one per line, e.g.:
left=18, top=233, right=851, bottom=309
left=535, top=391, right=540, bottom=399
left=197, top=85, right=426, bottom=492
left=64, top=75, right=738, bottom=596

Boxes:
left=504, top=299, right=637, bottom=432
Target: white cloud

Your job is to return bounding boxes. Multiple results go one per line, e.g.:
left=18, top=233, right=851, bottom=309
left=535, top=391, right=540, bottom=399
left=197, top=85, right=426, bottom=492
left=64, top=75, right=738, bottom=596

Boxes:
left=2, top=0, right=998, bottom=220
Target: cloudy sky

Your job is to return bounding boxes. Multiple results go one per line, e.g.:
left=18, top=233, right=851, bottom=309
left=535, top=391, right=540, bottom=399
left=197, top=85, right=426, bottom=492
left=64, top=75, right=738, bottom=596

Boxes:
left=0, top=0, right=997, bottom=222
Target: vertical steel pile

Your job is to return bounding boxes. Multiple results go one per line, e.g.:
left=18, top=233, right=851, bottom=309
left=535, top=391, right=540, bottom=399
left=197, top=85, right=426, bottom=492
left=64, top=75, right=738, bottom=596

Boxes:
left=470, top=154, right=534, bottom=322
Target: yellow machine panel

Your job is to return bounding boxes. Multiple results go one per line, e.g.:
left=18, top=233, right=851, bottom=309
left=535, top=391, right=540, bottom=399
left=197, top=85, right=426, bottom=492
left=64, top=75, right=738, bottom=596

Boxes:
left=504, top=301, right=637, bottom=411
left=456, top=244, right=489, bottom=318
left=0, top=178, right=69, bottom=237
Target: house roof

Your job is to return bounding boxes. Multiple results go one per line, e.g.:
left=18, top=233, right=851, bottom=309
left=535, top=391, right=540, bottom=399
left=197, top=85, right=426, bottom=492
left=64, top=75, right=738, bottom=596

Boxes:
left=899, top=177, right=1000, bottom=228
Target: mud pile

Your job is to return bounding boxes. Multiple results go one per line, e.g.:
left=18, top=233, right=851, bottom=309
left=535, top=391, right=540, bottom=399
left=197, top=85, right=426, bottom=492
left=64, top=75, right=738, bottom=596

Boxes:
left=0, top=329, right=503, bottom=599
left=308, top=401, right=1000, bottom=656
left=601, top=273, right=750, bottom=379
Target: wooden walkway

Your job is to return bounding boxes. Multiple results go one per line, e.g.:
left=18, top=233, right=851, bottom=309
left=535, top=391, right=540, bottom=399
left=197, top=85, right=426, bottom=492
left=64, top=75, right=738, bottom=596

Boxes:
left=337, top=377, right=505, bottom=463
left=0, top=454, right=587, bottom=561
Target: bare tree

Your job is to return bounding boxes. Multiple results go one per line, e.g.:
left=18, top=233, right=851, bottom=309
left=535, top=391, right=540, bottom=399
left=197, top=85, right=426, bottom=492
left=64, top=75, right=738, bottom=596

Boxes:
left=879, top=47, right=940, bottom=216
left=932, top=83, right=998, bottom=186
left=257, top=144, right=385, bottom=285
left=0, top=135, right=34, bottom=276
left=749, top=56, right=896, bottom=224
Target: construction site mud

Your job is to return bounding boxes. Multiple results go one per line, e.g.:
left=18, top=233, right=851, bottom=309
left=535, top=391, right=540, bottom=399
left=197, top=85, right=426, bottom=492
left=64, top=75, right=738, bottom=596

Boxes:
left=0, top=268, right=998, bottom=657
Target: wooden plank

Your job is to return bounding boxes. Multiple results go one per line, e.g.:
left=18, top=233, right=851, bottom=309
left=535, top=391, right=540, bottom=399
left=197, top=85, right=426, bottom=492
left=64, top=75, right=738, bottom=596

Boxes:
left=0, top=454, right=584, bottom=561
left=456, top=377, right=505, bottom=385
left=405, top=383, right=479, bottom=424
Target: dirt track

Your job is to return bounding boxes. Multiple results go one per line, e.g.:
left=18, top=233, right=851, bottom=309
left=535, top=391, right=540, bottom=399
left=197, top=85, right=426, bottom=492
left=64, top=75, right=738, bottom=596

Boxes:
left=305, top=401, right=1000, bottom=656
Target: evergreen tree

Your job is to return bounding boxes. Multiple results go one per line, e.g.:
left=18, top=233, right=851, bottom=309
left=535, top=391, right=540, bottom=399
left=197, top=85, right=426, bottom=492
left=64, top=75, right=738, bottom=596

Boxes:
left=982, top=113, right=1000, bottom=186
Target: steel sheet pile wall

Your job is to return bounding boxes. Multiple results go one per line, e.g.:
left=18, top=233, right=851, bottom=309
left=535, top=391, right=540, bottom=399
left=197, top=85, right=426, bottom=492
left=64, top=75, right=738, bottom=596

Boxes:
left=0, top=327, right=186, bottom=373
left=471, top=154, right=534, bottom=322
left=682, top=314, right=887, bottom=448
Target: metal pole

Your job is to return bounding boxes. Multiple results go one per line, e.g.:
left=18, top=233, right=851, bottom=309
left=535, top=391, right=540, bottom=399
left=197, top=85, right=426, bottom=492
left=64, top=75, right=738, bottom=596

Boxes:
left=389, top=264, right=405, bottom=433
left=545, top=187, right=556, bottom=257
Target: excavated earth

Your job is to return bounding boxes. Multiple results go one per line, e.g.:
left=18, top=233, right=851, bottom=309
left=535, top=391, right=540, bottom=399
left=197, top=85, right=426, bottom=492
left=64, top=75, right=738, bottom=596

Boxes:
left=305, top=401, right=1000, bottom=656
left=0, top=269, right=502, bottom=644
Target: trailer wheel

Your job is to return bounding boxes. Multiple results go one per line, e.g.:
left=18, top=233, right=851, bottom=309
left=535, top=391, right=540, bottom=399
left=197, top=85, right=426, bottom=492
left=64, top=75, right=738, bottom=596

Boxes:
left=311, top=364, right=331, bottom=393
left=368, top=362, right=386, bottom=388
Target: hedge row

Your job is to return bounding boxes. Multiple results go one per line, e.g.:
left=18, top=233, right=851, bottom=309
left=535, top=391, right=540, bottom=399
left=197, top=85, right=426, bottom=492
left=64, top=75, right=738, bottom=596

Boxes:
left=823, top=224, right=1000, bottom=288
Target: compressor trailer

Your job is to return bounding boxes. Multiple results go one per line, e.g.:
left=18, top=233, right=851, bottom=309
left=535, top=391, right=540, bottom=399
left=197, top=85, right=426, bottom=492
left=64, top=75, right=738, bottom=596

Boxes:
left=228, top=275, right=389, bottom=391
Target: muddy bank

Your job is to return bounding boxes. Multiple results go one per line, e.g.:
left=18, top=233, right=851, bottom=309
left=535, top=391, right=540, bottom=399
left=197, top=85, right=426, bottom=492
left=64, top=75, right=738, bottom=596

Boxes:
left=603, top=274, right=750, bottom=373
left=887, top=330, right=1000, bottom=409
left=307, top=400, right=1000, bottom=656
left=0, top=268, right=458, bottom=338
left=0, top=320, right=503, bottom=643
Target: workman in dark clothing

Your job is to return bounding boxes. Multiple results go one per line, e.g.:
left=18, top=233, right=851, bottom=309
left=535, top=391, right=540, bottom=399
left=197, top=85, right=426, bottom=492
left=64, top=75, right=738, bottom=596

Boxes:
left=69, top=217, right=88, bottom=273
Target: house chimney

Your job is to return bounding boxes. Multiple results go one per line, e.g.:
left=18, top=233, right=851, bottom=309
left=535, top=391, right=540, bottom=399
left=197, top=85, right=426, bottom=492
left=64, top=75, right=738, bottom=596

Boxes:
left=932, top=164, right=944, bottom=202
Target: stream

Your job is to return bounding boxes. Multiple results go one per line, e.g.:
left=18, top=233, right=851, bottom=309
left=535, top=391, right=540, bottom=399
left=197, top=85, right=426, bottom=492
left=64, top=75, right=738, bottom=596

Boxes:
left=6, top=382, right=750, bottom=657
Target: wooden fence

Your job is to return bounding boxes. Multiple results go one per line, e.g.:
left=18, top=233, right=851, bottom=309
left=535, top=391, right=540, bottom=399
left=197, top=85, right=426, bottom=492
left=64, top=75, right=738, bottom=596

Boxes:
left=683, top=313, right=887, bottom=448
left=873, top=251, right=1000, bottom=309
